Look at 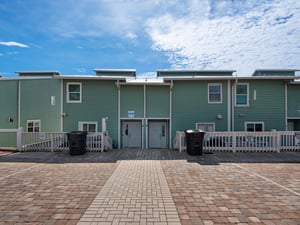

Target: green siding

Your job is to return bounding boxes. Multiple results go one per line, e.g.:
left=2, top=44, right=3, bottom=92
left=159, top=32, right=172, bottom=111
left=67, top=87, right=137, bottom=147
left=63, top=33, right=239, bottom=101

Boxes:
left=20, top=79, right=61, bottom=131
left=63, top=80, right=119, bottom=145
left=120, top=86, right=144, bottom=118
left=171, top=80, right=228, bottom=137
left=234, top=80, right=286, bottom=131
left=287, top=84, right=300, bottom=118
left=146, top=86, right=169, bottom=118
left=0, top=80, right=18, bottom=129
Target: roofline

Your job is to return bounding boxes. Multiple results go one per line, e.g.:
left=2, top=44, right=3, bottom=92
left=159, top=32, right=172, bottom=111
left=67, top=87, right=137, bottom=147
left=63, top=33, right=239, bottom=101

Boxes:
left=162, top=76, right=236, bottom=81
left=57, top=75, right=127, bottom=80
left=252, top=69, right=300, bottom=76
left=93, top=69, right=136, bottom=72
left=15, top=71, right=61, bottom=75
left=157, top=69, right=236, bottom=74
left=162, top=75, right=297, bottom=81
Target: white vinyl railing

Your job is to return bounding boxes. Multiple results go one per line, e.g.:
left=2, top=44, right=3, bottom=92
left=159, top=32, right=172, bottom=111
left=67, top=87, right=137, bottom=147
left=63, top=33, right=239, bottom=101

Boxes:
left=21, top=132, right=112, bottom=152
left=174, top=131, right=300, bottom=153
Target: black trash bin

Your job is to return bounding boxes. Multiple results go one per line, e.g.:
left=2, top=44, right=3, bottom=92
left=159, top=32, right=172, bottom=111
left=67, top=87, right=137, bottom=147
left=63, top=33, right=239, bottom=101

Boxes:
left=67, top=131, right=87, bottom=155
left=185, top=129, right=205, bottom=155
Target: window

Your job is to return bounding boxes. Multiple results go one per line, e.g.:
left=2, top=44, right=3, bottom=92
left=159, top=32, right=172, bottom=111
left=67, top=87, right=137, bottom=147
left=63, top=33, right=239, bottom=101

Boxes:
left=208, top=83, right=222, bottom=103
left=245, top=122, right=264, bottom=132
left=78, top=122, right=98, bottom=132
left=236, top=83, right=249, bottom=106
left=196, top=122, right=215, bottom=132
left=67, top=83, right=82, bottom=103
left=27, top=120, right=41, bottom=132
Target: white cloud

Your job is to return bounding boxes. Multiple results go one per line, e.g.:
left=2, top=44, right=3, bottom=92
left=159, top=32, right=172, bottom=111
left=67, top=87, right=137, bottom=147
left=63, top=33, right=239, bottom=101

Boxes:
left=146, top=0, right=300, bottom=75
left=0, top=41, right=29, bottom=48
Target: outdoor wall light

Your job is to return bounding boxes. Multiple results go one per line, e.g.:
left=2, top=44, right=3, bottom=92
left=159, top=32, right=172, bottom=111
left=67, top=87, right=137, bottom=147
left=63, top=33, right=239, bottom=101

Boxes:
left=61, top=112, right=67, bottom=117
left=239, top=113, right=245, bottom=117
left=216, top=114, right=222, bottom=120
left=8, top=117, right=13, bottom=123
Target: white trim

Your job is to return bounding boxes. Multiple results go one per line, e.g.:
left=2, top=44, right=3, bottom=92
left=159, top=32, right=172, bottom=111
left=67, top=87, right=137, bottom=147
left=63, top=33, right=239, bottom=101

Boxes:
left=66, top=82, right=82, bottom=103
left=208, top=83, right=222, bottom=104
left=195, top=122, right=215, bottom=132
left=169, top=82, right=173, bottom=148
left=285, top=82, right=288, bottom=131
left=60, top=80, right=64, bottom=132
left=227, top=80, right=231, bottom=131
left=18, top=80, right=21, bottom=128
left=118, top=85, right=121, bottom=149
left=26, top=120, right=41, bottom=132
left=244, top=121, right=264, bottom=131
left=78, top=121, right=98, bottom=132
left=235, top=83, right=249, bottom=107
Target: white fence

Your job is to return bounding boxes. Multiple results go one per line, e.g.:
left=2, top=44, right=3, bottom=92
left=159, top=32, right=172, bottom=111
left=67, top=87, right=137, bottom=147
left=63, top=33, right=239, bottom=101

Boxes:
left=174, top=131, right=300, bottom=153
left=21, top=132, right=112, bottom=152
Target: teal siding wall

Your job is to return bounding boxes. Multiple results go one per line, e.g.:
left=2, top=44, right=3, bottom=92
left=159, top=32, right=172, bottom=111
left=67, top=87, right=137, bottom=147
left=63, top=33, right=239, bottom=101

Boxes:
left=171, top=80, right=228, bottom=137
left=234, top=80, right=286, bottom=131
left=63, top=80, right=119, bottom=146
left=146, top=86, right=169, bottom=118
left=0, top=80, right=18, bottom=147
left=287, top=84, right=300, bottom=118
left=120, top=86, right=144, bottom=118
left=20, top=79, right=61, bottom=131
left=0, top=80, right=18, bottom=129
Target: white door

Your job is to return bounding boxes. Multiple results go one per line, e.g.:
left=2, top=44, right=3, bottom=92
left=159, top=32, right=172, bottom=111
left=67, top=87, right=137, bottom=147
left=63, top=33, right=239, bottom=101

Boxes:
left=148, top=121, right=168, bottom=148
left=122, top=121, right=142, bottom=148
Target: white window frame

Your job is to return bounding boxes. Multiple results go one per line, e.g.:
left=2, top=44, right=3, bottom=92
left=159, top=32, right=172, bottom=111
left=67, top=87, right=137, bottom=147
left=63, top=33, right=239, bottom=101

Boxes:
left=27, top=120, right=41, bottom=132
left=235, top=83, right=249, bottom=107
left=195, top=122, right=215, bottom=132
left=245, top=122, right=264, bottom=132
left=78, top=121, right=98, bottom=132
left=208, top=83, right=222, bottom=104
left=67, top=82, right=82, bottom=103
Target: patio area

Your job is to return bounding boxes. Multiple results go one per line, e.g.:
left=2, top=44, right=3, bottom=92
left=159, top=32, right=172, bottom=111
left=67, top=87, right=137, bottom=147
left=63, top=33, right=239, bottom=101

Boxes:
left=0, top=149, right=299, bottom=225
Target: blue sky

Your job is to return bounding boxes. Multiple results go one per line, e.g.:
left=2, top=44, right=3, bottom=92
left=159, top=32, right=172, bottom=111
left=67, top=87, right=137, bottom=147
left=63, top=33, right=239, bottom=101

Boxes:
left=0, top=0, right=299, bottom=77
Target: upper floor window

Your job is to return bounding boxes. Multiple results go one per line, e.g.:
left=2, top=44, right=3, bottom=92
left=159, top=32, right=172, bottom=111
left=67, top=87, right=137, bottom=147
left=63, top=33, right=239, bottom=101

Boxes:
left=208, top=83, right=222, bottom=103
left=236, top=83, right=249, bottom=106
left=27, top=120, right=41, bottom=132
left=67, top=82, right=82, bottom=103
left=78, top=121, right=98, bottom=132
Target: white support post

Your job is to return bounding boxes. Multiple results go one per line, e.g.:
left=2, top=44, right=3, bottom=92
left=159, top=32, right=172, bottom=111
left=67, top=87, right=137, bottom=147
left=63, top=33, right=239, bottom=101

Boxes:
left=51, top=133, right=54, bottom=152
left=16, top=127, right=23, bottom=151
left=232, top=132, right=236, bottom=153
left=101, top=132, right=105, bottom=152
left=276, top=132, right=281, bottom=153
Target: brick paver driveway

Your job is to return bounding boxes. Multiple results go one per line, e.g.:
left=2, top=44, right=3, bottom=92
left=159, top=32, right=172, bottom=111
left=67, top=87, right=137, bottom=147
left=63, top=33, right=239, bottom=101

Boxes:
left=0, top=150, right=299, bottom=225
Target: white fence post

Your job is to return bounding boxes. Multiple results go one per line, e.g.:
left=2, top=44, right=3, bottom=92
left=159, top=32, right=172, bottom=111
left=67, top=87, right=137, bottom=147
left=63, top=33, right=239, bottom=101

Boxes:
left=101, top=132, right=105, bottom=152
left=16, top=127, right=23, bottom=151
left=276, top=132, right=281, bottom=153
left=232, top=132, right=236, bottom=153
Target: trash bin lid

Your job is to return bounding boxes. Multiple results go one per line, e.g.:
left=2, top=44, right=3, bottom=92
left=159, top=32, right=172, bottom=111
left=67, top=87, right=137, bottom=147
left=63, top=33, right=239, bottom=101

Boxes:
left=185, top=129, right=205, bottom=133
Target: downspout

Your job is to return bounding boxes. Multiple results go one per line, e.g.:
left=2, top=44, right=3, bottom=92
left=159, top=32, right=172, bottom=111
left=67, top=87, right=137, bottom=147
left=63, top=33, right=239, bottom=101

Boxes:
left=60, top=79, right=64, bottom=132
left=117, top=81, right=121, bottom=149
left=285, top=82, right=288, bottom=131
left=227, top=80, right=231, bottom=131
left=232, top=77, right=238, bottom=131
left=18, top=80, right=21, bottom=128
left=143, top=84, right=146, bottom=149
left=169, top=80, right=173, bottom=148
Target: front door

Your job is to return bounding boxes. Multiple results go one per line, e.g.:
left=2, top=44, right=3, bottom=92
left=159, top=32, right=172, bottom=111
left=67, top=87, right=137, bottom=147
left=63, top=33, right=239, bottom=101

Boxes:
left=148, top=121, right=168, bottom=148
left=122, top=120, right=142, bottom=148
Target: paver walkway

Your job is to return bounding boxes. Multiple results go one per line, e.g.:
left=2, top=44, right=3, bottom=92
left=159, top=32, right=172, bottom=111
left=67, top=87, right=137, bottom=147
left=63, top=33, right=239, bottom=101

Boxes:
left=78, top=160, right=181, bottom=225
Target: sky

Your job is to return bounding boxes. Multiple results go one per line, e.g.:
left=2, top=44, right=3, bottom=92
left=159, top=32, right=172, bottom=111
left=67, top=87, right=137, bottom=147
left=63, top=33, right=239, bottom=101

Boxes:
left=0, top=0, right=299, bottom=77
